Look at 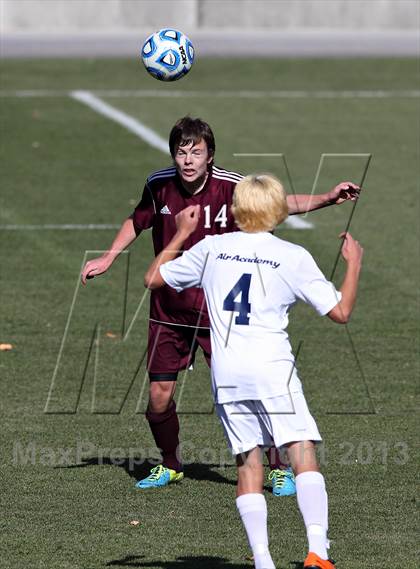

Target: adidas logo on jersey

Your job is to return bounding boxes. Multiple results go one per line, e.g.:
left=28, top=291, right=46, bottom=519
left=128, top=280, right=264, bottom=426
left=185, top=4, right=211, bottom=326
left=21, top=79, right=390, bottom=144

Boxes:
left=160, top=205, right=172, bottom=215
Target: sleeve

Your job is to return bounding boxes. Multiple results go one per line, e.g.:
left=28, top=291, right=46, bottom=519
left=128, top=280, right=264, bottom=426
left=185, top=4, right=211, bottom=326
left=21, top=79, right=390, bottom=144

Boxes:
left=293, top=249, right=342, bottom=316
left=130, top=183, right=156, bottom=233
left=159, top=238, right=210, bottom=293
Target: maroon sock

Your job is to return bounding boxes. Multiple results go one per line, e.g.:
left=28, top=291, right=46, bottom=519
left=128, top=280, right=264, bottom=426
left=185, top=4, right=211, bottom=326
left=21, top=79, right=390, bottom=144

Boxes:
left=266, top=446, right=289, bottom=470
left=146, top=400, right=182, bottom=472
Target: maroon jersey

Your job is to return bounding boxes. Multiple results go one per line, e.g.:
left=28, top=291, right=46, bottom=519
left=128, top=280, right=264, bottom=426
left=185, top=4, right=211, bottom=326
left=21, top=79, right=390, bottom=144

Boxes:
left=131, top=165, right=243, bottom=328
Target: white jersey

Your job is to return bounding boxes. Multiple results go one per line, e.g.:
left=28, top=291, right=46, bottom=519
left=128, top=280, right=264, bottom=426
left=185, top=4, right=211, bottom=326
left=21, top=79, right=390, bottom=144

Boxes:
left=160, top=231, right=341, bottom=403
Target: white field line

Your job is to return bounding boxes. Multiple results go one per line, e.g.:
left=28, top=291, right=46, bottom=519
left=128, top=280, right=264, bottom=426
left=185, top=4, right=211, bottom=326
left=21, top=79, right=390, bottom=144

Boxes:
left=234, top=154, right=315, bottom=229
left=70, top=90, right=170, bottom=155
left=0, top=224, right=120, bottom=230
left=284, top=216, right=313, bottom=230
left=70, top=91, right=314, bottom=230
left=1, top=89, right=420, bottom=98
left=0, top=90, right=317, bottom=232
left=0, top=219, right=312, bottom=231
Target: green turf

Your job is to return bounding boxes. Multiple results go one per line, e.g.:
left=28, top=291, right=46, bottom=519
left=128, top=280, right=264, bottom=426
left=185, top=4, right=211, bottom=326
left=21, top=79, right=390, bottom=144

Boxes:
left=0, top=58, right=418, bottom=569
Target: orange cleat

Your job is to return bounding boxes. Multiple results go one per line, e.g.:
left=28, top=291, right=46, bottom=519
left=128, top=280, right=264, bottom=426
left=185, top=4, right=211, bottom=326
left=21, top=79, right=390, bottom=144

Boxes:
left=304, top=552, right=336, bottom=569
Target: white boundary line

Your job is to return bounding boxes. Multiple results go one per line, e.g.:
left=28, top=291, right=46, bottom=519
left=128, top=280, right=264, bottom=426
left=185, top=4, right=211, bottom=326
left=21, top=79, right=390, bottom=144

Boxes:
left=3, top=89, right=380, bottom=232
left=0, top=88, right=315, bottom=232
left=70, top=92, right=314, bottom=230
left=0, top=224, right=121, bottom=230
left=234, top=153, right=315, bottom=229
left=1, top=89, right=419, bottom=98
left=283, top=217, right=314, bottom=230
left=0, top=220, right=313, bottom=231
left=70, top=90, right=170, bottom=155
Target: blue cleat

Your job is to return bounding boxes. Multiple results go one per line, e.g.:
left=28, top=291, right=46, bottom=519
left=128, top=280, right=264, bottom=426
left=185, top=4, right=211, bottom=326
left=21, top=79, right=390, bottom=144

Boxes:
left=268, top=467, right=296, bottom=497
left=135, top=464, right=184, bottom=489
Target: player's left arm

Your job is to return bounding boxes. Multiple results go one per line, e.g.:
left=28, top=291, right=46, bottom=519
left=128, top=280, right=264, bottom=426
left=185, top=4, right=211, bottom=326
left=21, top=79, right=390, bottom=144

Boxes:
left=286, top=181, right=360, bottom=215
left=144, top=205, right=200, bottom=289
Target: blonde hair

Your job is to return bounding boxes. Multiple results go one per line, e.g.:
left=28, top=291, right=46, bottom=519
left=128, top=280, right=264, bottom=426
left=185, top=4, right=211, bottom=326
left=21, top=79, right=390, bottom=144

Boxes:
left=231, top=174, right=288, bottom=232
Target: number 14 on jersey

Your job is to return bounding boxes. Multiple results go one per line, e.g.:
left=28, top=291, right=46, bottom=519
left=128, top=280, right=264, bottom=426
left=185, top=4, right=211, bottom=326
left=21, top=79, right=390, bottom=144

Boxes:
left=203, top=204, right=228, bottom=228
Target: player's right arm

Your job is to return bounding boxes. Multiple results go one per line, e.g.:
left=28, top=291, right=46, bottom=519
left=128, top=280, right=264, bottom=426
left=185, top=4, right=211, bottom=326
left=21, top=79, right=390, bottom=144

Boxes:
left=327, top=232, right=363, bottom=324
left=81, top=178, right=157, bottom=285
left=81, top=217, right=138, bottom=285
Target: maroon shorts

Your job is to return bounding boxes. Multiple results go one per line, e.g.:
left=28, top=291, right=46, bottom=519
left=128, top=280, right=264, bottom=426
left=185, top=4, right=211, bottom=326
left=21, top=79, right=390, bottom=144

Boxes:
left=147, top=321, right=211, bottom=381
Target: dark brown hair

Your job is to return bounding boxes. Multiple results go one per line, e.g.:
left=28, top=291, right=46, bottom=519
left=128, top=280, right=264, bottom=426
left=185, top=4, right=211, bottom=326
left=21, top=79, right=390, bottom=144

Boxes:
left=169, top=116, right=216, bottom=159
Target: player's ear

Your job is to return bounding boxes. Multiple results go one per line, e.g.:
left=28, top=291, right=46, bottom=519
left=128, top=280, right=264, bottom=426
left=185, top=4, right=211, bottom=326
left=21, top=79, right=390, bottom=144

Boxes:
left=207, top=150, right=214, bottom=164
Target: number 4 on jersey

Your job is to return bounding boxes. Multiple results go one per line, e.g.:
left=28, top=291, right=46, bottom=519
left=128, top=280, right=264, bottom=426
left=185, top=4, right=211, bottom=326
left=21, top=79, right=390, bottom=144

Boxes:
left=223, top=273, right=252, bottom=325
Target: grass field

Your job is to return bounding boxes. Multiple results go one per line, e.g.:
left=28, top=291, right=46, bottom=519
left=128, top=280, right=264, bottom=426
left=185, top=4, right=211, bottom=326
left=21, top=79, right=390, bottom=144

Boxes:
left=0, top=58, right=418, bottom=569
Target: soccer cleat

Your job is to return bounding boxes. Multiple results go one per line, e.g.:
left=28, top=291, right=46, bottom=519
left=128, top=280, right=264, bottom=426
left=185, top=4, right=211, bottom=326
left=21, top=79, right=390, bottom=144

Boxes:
left=268, top=467, right=296, bottom=496
left=135, top=465, right=184, bottom=489
left=304, top=552, right=336, bottom=569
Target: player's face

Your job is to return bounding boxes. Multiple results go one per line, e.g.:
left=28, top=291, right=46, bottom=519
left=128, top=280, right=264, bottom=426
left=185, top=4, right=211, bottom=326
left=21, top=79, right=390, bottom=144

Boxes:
left=174, top=139, right=212, bottom=185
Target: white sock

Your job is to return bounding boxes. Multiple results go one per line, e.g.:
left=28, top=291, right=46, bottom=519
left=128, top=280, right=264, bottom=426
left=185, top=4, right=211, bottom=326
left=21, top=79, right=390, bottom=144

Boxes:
left=296, top=471, right=329, bottom=560
left=236, top=493, right=275, bottom=569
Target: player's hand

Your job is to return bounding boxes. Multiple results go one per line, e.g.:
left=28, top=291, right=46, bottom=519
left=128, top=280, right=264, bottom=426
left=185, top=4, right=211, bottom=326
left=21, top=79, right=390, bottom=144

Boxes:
left=175, top=205, right=201, bottom=237
left=328, top=181, right=361, bottom=205
left=339, top=232, right=364, bottom=265
left=81, top=255, right=112, bottom=285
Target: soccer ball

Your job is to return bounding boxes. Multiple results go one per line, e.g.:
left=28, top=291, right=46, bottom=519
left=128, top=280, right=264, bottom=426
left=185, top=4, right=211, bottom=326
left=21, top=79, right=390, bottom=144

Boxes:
left=141, top=28, right=195, bottom=82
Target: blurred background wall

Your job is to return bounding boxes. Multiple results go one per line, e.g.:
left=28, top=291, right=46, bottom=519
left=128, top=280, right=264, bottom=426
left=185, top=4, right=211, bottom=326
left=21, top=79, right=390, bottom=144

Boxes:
left=1, top=0, right=418, bottom=32
left=1, top=0, right=418, bottom=57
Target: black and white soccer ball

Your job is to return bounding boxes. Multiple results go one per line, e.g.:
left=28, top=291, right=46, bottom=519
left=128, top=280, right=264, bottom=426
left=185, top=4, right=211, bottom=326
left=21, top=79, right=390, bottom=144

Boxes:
left=141, top=28, right=195, bottom=81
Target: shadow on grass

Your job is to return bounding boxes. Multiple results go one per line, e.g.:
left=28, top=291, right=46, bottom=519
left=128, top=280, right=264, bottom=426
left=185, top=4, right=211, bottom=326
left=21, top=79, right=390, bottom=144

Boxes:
left=105, top=555, right=304, bottom=568
left=105, top=555, right=249, bottom=568
left=56, top=457, right=237, bottom=486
